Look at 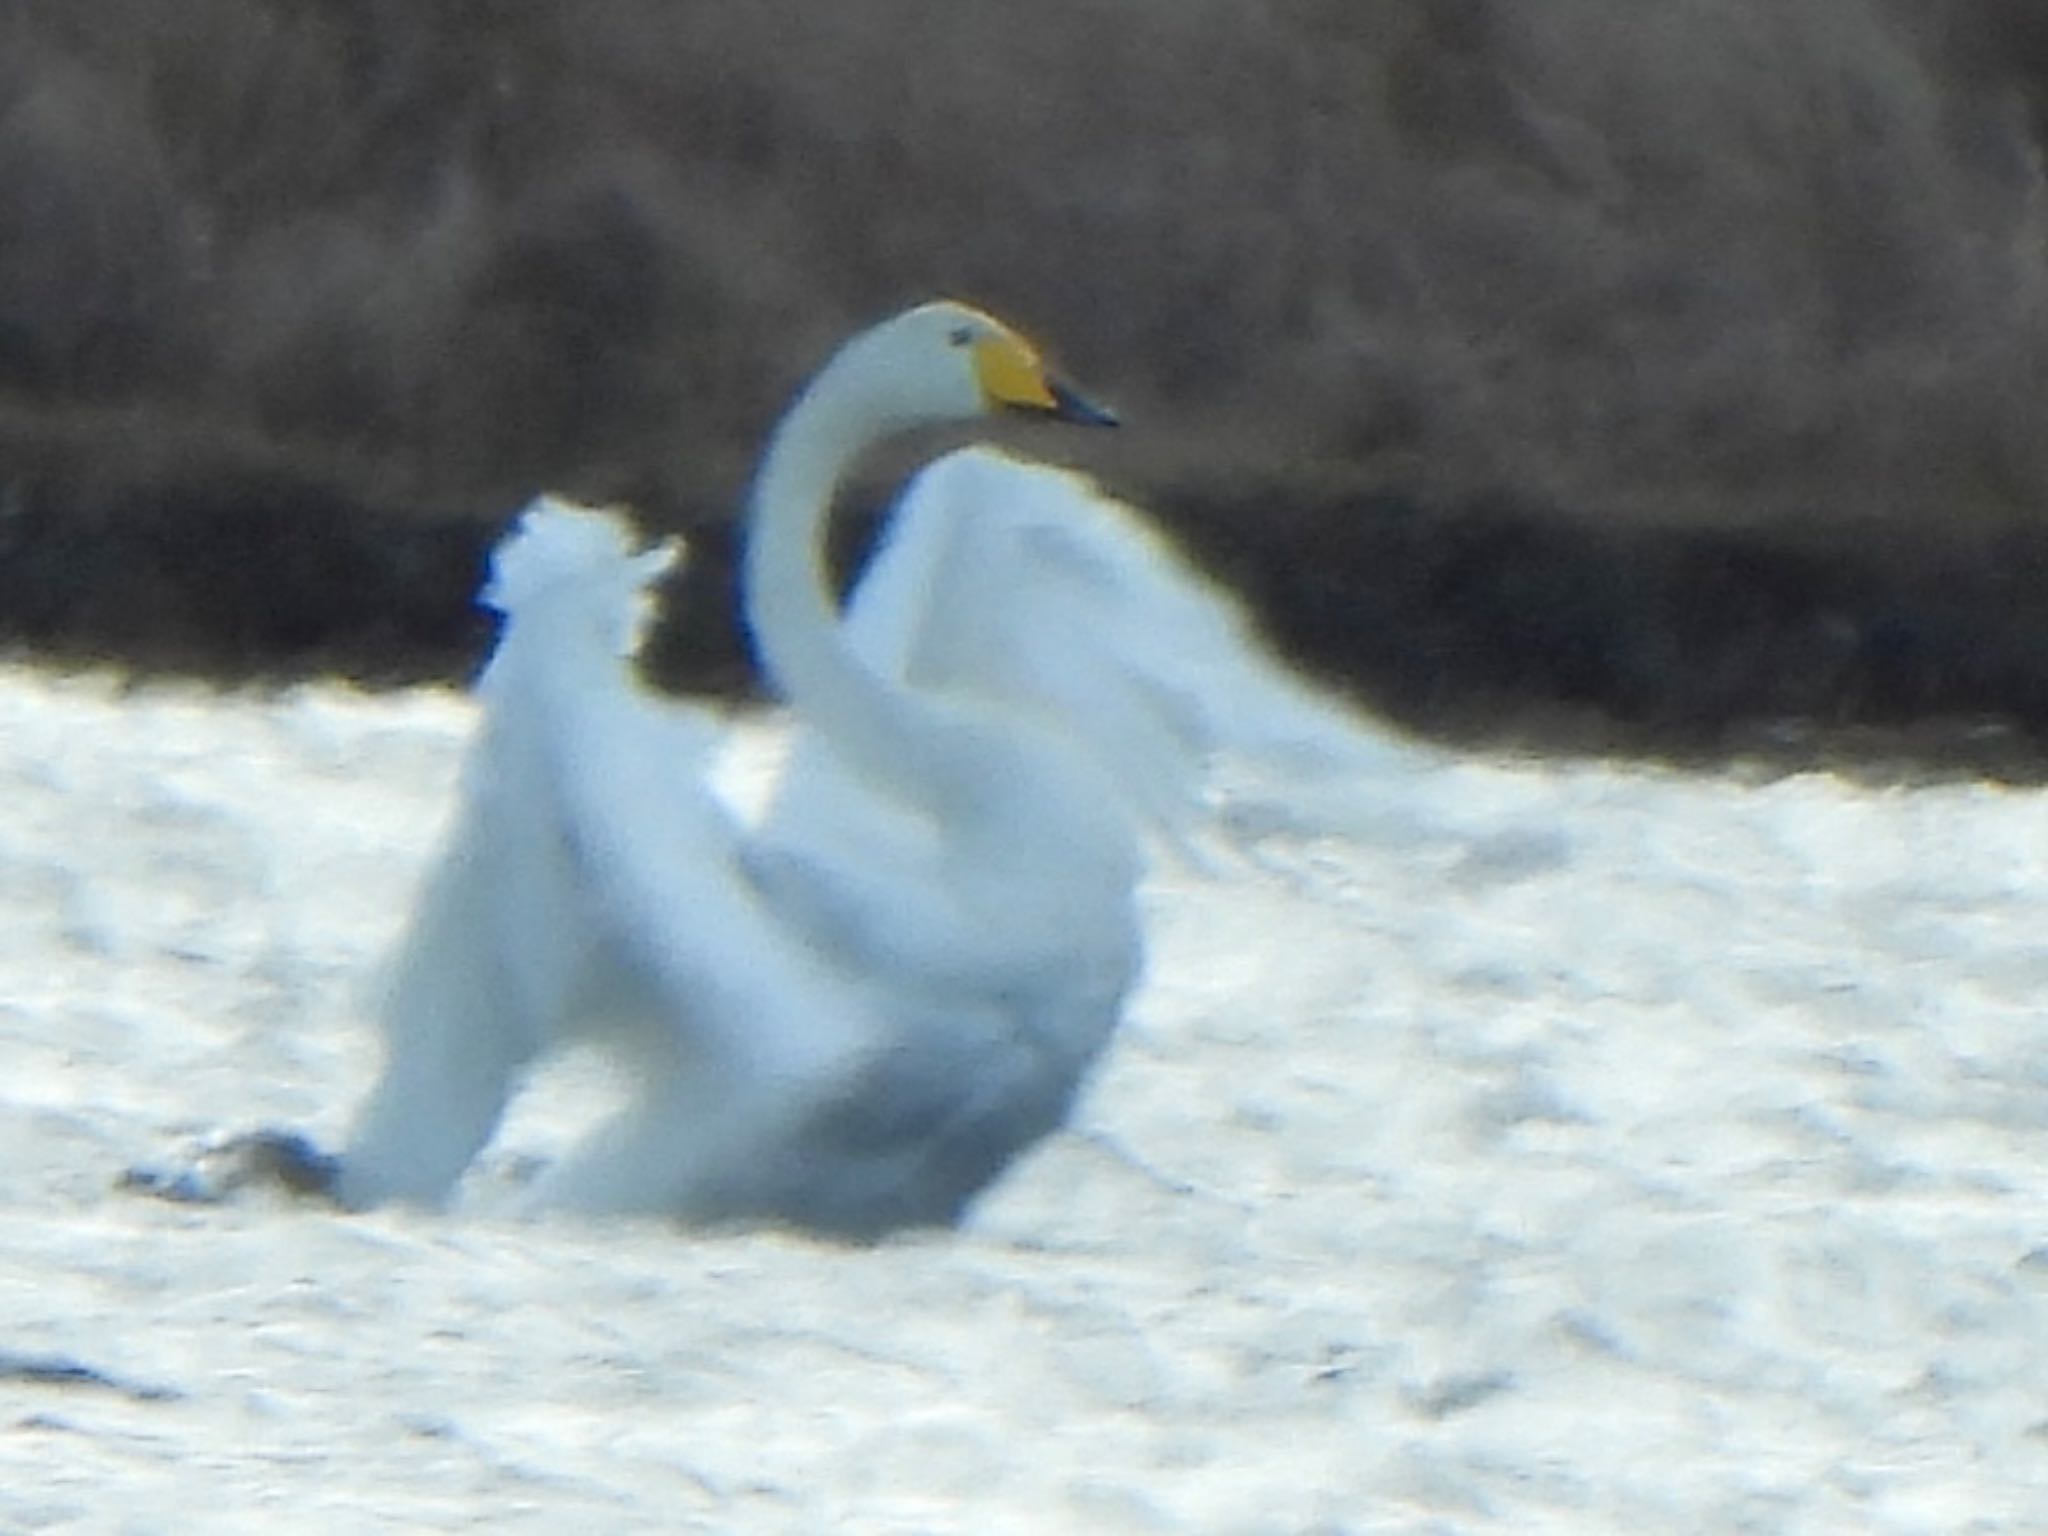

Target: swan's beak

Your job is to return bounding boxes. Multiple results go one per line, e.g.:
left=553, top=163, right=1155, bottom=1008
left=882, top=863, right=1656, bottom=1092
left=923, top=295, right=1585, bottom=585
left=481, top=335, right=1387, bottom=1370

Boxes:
left=1045, top=377, right=1120, bottom=428
left=974, top=331, right=1119, bottom=427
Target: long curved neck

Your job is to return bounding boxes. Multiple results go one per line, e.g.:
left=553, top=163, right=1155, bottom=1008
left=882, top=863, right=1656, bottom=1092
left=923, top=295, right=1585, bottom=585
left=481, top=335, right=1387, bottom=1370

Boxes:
left=744, top=354, right=962, bottom=809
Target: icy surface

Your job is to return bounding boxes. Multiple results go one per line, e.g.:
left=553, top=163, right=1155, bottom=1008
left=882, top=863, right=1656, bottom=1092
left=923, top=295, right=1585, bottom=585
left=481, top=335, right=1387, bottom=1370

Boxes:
left=1, top=663, right=2045, bottom=1531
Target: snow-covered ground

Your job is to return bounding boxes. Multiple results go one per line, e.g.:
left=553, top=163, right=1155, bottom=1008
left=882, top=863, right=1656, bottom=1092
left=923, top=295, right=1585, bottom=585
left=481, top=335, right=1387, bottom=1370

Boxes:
left=1, top=662, right=2045, bottom=1532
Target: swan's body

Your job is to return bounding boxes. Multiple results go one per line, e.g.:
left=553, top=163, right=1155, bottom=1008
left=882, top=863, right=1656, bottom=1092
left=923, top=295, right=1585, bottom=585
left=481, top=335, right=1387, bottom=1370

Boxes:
left=304, top=300, right=1423, bottom=1236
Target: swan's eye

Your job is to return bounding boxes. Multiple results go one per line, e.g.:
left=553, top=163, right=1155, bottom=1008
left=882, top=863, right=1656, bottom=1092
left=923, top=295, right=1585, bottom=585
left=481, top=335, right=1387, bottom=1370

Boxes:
left=947, top=325, right=976, bottom=348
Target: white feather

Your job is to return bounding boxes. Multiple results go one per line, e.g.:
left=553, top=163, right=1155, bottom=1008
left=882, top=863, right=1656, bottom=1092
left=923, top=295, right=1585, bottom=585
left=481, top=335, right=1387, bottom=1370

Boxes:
left=332, top=304, right=1437, bottom=1236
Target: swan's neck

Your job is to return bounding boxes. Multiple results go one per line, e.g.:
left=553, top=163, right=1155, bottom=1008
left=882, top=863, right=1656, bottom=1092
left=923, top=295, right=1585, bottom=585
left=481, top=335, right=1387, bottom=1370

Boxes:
left=744, top=357, right=958, bottom=807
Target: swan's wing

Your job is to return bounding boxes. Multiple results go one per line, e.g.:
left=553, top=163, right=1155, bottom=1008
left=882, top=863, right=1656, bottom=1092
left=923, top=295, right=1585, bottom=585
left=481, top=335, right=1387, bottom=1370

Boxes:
left=376, top=501, right=698, bottom=1031
left=778, top=447, right=1446, bottom=853
left=340, top=501, right=712, bottom=1204
left=477, top=501, right=883, bottom=1082
left=363, top=496, right=867, bottom=1184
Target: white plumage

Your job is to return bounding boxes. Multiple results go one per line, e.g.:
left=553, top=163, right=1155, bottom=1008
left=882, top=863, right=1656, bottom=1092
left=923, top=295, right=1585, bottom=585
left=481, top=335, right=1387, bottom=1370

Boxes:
left=320, top=302, right=1421, bottom=1236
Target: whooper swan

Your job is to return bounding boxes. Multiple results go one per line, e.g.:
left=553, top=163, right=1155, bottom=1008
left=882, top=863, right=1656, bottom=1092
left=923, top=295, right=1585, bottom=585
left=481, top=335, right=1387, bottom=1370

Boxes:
left=143, top=300, right=1436, bottom=1236
left=350, top=301, right=1139, bottom=1236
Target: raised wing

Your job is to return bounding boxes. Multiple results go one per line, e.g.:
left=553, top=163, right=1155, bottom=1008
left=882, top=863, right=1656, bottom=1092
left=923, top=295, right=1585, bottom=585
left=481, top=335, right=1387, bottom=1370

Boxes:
left=770, top=447, right=1443, bottom=858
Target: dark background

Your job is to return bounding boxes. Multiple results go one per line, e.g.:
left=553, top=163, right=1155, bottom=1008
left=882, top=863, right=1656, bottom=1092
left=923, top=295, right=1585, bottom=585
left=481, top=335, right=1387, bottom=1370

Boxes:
left=8, top=0, right=2048, bottom=775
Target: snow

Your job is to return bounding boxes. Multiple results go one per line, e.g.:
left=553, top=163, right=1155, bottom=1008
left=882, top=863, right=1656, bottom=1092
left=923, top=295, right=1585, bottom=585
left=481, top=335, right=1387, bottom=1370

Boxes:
left=0, top=662, right=2045, bottom=1532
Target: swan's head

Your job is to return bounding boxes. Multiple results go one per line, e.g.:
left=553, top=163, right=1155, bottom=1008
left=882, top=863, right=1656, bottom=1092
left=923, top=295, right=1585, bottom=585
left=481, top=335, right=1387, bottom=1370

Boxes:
left=839, top=300, right=1118, bottom=431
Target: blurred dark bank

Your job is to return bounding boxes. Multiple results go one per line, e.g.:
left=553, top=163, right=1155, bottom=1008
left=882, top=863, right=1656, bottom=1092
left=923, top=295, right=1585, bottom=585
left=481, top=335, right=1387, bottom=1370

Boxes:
left=7, top=0, right=2048, bottom=777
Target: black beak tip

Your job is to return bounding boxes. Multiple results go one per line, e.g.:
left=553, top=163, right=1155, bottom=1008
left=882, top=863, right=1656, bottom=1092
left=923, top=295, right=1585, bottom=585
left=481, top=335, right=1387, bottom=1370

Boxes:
left=1048, top=377, right=1120, bottom=428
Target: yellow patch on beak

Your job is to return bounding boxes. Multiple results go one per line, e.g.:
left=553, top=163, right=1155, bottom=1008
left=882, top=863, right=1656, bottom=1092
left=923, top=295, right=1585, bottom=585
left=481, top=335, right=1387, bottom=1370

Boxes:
left=972, top=330, right=1060, bottom=413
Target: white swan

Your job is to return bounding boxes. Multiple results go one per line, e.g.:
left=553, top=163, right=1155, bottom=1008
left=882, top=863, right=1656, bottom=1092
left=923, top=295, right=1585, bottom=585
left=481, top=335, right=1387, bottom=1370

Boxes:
left=140, top=301, right=1438, bottom=1234
left=336, top=302, right=1152, bottom=1236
